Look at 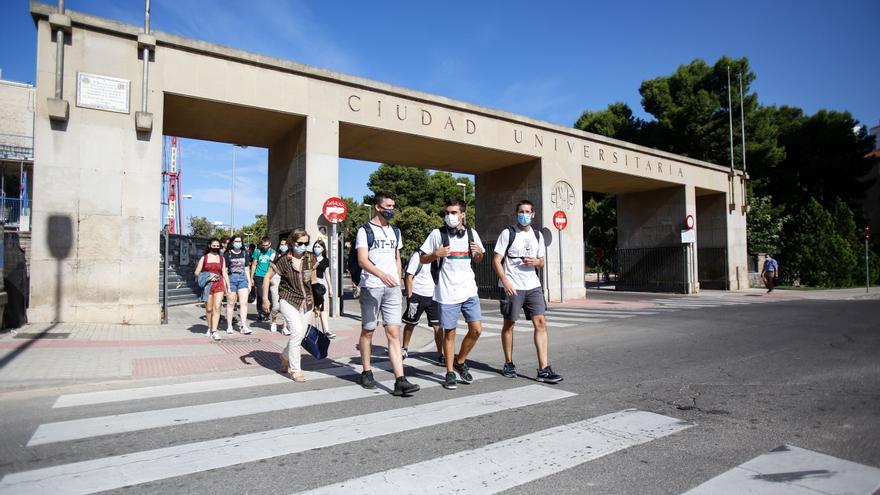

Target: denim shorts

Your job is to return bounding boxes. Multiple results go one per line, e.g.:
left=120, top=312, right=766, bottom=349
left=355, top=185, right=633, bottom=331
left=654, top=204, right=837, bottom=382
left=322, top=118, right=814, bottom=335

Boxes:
left=439, top=296, right=482, bottom=330
left=228, top=273, right=249, bottom=292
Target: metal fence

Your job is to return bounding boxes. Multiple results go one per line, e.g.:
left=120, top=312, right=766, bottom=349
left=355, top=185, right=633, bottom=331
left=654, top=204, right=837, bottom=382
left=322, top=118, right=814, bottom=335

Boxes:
left=698, top=247, right=729, bottom=290
left=0, top=198, right=29, bottom=227
left=616, top=246, right=688, bottom=293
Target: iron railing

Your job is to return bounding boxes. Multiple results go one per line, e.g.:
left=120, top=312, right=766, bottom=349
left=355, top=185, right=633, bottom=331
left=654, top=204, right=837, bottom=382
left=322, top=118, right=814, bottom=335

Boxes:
left=698, top=247, right=730, bottom=290
left=616, top=246, right=688, bottom=293
left=0, top=198, right=29, bottom=227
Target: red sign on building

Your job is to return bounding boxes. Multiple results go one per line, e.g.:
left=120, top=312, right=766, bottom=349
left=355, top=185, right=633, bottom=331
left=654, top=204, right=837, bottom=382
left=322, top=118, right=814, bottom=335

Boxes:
left=322, top=197, right=348, bottom=224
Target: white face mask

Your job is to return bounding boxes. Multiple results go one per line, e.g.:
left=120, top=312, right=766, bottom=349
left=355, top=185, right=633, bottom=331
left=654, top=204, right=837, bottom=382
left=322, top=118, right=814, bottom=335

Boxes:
left=444, top=213, right=460, bottom=228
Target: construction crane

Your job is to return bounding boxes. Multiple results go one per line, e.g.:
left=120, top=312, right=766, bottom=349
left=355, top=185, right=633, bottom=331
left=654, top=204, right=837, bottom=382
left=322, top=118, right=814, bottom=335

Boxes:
left=161, top=136, right=183, bottom=234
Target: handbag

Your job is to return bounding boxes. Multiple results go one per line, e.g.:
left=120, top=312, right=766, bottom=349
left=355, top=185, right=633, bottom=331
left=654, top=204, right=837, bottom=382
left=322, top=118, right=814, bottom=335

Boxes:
left=300, top=254, right=331, bottom=359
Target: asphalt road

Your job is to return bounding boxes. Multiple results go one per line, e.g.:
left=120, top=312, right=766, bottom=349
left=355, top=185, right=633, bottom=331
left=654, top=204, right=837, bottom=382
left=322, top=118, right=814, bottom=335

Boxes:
left=0, top=294, right=878, bottom=494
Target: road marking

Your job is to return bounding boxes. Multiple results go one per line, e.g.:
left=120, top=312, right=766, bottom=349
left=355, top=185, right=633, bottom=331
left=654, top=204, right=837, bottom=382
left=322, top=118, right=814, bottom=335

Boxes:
left=682, top=445, right=880, bottom=495
left=0, top=385, right=575, bottom=495
left=479, top=316, right=576, bottom=328
left=301, top=409, right=692, bottom=494
left=29, top=369, right=494, bottom=446
left=52, top=360, right=420, bottom=408
left=547, top=309, right=660, bottom=316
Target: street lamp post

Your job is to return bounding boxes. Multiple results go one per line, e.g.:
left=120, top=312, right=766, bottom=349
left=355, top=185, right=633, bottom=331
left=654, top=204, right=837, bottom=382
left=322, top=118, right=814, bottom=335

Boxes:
left=456, top=182, right=467, bottom=201
left=231, top=145, right=247, bottom=235
left=364, top=203, right=372, bottom=220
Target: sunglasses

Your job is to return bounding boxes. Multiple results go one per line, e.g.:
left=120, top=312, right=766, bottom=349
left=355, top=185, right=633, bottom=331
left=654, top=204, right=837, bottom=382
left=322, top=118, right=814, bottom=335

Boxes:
left=295, top=241, right=309, bottom=246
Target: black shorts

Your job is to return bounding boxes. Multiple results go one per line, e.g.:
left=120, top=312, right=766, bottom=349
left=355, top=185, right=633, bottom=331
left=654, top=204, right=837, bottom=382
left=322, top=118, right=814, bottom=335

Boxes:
left=402, top=293, right=440, bottom=326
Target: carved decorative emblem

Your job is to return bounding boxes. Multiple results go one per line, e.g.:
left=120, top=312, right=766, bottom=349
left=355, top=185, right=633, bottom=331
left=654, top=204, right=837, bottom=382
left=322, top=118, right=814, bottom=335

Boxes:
left=550, top=180, right=576, bottom=212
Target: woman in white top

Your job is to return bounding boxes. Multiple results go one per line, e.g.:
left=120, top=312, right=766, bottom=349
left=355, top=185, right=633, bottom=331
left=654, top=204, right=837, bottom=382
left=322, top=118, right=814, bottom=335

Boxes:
left=268, top=239, right=290, bottom=335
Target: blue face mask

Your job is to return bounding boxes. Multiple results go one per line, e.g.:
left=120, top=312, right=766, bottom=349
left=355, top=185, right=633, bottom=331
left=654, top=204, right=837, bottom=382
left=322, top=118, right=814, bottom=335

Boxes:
left=233, top=241, right=242, bottom=250
left=380, top=208, right=395, bottom=220
left=279, top=245, right=289, bottom=253
left=517, top=213, right=532, bottom=226
left=294, top=244, right=308, bottom=254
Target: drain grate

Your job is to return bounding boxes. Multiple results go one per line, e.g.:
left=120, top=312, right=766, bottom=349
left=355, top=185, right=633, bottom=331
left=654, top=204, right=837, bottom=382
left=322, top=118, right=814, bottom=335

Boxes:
left=14, top=333, right=71, bottom=339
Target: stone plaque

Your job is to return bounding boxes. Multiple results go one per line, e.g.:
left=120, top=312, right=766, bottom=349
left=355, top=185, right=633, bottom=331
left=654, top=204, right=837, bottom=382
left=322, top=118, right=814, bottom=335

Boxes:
left=76, top=72, right=130, bottom=114
left=550, top=180, right=576, bottom=212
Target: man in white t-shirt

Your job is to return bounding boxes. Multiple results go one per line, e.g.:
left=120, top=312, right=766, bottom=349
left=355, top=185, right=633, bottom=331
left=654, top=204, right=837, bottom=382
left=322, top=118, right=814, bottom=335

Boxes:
left=356, top=192, right=420, bottom=397
left=420, top=199, right=485, bottom=390
left=401, top=251, right=443, bottom=363
left=492, top=199, right=562, bottom=384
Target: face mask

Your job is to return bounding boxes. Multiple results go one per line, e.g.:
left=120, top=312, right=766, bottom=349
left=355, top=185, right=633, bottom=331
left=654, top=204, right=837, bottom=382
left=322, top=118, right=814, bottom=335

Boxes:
left=380, top=208, right=395, bottom=220
left=279, top=245, right=289, bottom=253
left=233, top=242, right=242, bottom=250
left=210, top=247, right=220, bottom=253
left=445, top=213, right=460, bottom=228
left=517, top=213, right=532, bottom=226
left=294, top=244, right=308, bottom=254
left=261, top=245, right=270, bottom=252
left=313, top=247, right=324, bottom=255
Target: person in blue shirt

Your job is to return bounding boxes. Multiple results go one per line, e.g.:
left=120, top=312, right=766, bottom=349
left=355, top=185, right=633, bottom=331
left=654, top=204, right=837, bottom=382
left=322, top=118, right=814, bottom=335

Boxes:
left=761, top=254, right=779, bottom=293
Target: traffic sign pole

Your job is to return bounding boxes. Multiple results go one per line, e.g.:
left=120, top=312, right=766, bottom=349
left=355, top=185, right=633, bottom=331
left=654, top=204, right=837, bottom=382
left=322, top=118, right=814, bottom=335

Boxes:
left=553, top=211, right=568, bottom=303
left=558, top=228, right=564, bottom=303
left=866, top=225, right=871, bottom=293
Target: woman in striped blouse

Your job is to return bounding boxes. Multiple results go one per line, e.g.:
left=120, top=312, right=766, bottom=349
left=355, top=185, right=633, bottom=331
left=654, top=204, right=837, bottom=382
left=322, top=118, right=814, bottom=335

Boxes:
left=261, top=228, right=317, bottom=382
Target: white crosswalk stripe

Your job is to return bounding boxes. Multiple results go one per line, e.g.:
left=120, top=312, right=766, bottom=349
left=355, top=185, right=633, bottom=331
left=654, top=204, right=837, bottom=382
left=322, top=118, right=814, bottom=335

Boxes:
left=302, top=409, right=693, bottom=495
left=28, top=366, right=494, bottom=446
left=682, top=445, right=880, bottom=495
left=0, top=385, right=575, bottom=495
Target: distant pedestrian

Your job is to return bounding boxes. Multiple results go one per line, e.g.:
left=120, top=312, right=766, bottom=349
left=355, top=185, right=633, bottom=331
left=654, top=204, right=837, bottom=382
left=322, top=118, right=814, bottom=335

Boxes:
left=268, top=239, right=291, bottom=335
left=262, top=228, right=316, bottom=382
left=356, top=192, right=420, bottom=396
left=419, top=199, right=485, bottom=390
left=220, top=237, right=231, bottom=256
left=224, top=235, right=253, bottom=334
left=401, top=250, right=443, bottom=363
left=492, top=200, right=562, bottom=383
left=194, top=238, right=230, bottom=341
left=251, top=236, right=276, bottom=322
left=312, top=239, right=336, bottom=339
left=761, top=254, right=779, bottom=293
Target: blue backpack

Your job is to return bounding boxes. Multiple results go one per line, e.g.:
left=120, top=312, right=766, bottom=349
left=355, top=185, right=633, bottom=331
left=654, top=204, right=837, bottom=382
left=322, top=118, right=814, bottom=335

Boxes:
left=348, top=222, right=401, bottom=286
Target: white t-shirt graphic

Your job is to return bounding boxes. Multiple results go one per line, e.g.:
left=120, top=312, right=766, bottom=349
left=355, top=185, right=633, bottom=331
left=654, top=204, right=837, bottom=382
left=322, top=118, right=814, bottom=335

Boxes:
left=405, top=252, right=435, bottom=298
left=419, top=227, right=483, bottom=304
left=355, top=222, right=402, bottom=289
left=494, top=226, right=545, bottom=290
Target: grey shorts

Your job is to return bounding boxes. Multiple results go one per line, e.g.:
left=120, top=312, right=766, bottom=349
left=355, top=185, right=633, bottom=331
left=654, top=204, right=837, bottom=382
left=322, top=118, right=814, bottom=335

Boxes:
left=360, top=286, right=403, bottom=330
left=500, top=287, right=546, bottom=322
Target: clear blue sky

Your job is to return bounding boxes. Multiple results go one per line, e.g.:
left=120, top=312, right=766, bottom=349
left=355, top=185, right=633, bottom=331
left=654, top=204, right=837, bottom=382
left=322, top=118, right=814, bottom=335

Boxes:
left=2, top=0, right=877, bottom=231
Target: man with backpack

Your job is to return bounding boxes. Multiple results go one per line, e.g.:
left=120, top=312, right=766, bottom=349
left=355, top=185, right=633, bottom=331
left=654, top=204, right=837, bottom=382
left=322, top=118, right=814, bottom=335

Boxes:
left=401, top=250, right=443, bottom=364
left=492, top=200, right=563, bottom=383
left=419, top=199, right=485, bottom=390
left=353, top=192, right=420, bottom=397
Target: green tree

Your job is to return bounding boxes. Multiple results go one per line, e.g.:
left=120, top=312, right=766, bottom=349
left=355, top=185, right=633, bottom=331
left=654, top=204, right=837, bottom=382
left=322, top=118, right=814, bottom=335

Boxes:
left=746, top=193, right=787, bottom=255
left=583, top=194, right=617, bottom=272
left=236, top=214, right=268, bottom=247
left=341, top=196, right=371, bottom=244
left=394, top=206, right=443, bottom=256
left=188, top=216, right=214, bottom=238
left=574, top=102, right=644, bottom=143
left=783, top=197, right=858, bottom=287
left=365, top=165, right=433, bottom=210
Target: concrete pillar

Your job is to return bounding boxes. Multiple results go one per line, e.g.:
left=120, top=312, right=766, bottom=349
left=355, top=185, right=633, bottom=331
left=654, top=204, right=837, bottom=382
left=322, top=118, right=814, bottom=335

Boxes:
left=729, top=175, right=749, bottom=289
left=475, top=159, right=542, bottom=239
left=29, top=19, right=162, bottom=324
left=696, top=192, right=729, bottom=289
left=267, top=112, right=339, bottom=243
left=684, top=184, right=698, bottom=293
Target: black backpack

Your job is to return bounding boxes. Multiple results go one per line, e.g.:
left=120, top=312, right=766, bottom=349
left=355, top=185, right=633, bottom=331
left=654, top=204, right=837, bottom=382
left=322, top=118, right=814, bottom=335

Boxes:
left=430, top=227, right=476, bottom=284
left=502, top=225, right=542, bottom=281
left=348, top=222, right=401, bottom=286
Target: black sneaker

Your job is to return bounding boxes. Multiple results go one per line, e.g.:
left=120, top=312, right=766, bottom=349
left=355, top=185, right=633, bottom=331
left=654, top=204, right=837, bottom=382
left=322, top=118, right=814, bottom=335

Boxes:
left=453, top=360, right=474, bottom=384
left=502, top=362, right=517, bottom=378
left=443, top=371, right=458, bottom=390
left=360, top=370, right=377, bottom=389
left=392, top=377, right=420, bottom=396
left=536, top=366, right=563, bottom=384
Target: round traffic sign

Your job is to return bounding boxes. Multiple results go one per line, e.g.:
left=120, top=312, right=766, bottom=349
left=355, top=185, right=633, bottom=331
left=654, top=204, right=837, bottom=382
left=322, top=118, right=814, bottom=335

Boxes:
left=553, top=211, right=568, bottom=230
left=685, top=214, right=695, bottom=230
left=322, top=197, right=348, bottom=224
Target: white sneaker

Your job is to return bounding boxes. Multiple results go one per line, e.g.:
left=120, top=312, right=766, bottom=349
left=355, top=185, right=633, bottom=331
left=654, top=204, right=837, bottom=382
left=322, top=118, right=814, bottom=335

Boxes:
left=212, top=331, right=222, bottom=341
left=226, top=326, right=234, bottom=334
left=240, top=326, right=252, bottom=335
left=325, top=331, right=337, bottom=339
left=270, top=323, right=278, bottom=333
left=282, top=328, right=291, bottom=336
left=205, top=328, right=212, bottom=336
